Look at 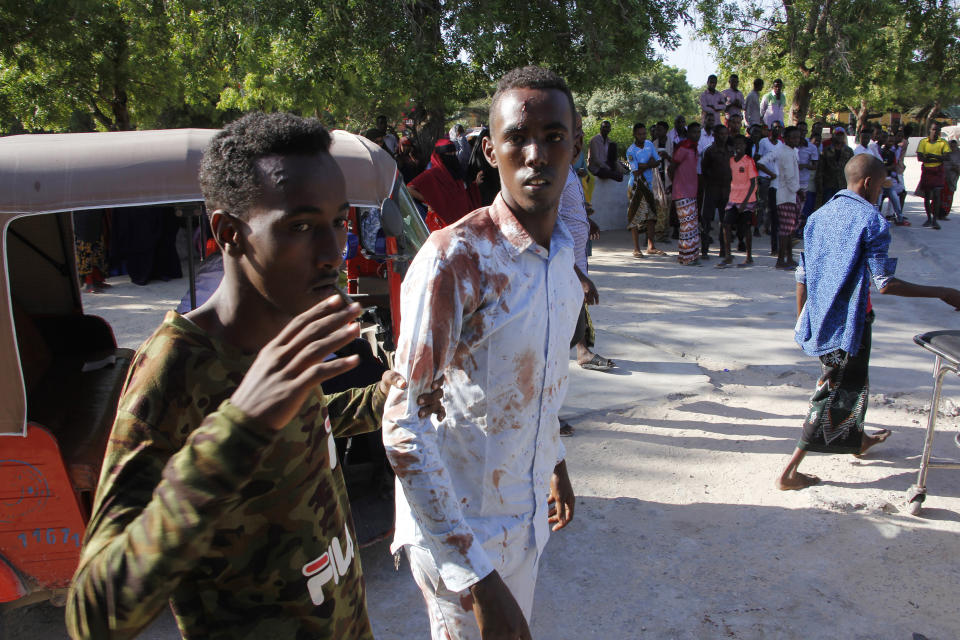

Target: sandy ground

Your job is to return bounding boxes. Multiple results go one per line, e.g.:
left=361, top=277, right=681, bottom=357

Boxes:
left=4, top=175, right=960, bottom=639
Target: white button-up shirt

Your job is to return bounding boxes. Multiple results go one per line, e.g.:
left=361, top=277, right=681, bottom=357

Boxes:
left=383, top=194, right=582, bottom=593
left=773, top=143, right=800, bottom=205
left=558, top=166, right=590, bottom=274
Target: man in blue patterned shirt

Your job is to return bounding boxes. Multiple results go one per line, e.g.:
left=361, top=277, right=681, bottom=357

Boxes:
left=778, top=154, right=960, bottom=490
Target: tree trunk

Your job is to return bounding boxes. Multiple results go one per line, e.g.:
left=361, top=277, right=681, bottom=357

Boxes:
left=112, top=86, right=132, bottom=131
left=791, top=81, right=814, bottom=125
left=923, top=99, right=941, bottom=132
left=850, top=99, right=868, bottom=135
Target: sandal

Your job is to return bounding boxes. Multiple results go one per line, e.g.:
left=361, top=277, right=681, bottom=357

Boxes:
left=632, top=250, right=645, bottom=258
left=646, top=248, right=667, bottom=256
left=580, top=353, right=615, bottom=371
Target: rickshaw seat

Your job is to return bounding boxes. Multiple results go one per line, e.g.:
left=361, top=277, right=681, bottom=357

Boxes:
left=28, top=349, right=134, bottom=492
left=21, top=314, right=134, bottom=493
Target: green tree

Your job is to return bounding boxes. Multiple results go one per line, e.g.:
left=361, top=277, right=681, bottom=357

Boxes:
left=0, top=0, right=187, bottom=131
left=694, top=0, right=960, bottom=129
left=1, top=0, right=692, bottom=139
left=579, top=63, right=698, bottom=124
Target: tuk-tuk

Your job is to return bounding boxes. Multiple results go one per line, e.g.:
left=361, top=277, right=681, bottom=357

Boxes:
left=0, top=128, right=428, bottom=606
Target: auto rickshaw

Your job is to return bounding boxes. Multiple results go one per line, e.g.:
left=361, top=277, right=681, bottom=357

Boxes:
left=0, top=128, right=428, bottom=606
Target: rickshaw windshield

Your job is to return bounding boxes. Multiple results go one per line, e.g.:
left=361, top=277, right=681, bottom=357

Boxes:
left=392, top=180, right=430, bottom=256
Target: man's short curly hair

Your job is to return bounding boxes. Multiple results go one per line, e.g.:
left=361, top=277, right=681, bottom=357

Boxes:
left=199, top=111, right=332, bottom=217
left=489, top=66, right=576, bottom=130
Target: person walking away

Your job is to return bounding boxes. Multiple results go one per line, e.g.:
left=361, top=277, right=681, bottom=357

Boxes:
left=670, top=122, right=702, bottom=265
left=916, top=121, right=949, bottom=229
left=778, top=154, right=960, bottom=490
left=382, top=66, right=580, bottom=640
left=744, top=78, right=764, bottom=129
left=722, top=135, right=758, bottom=266
left=626, top=122, right=666, bottom=258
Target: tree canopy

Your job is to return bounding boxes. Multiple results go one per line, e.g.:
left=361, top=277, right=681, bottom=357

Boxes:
left=694, top=0, right=960, bottom=129
left=0, top=0, right=689, bottom=138
left=580, top=63, right=698, bottom=124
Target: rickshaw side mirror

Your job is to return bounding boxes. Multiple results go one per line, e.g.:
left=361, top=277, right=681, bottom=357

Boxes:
left=380, top=199, right=404, bottom=238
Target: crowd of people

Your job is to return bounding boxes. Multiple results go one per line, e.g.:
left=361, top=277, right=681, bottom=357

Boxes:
left=582, top=74, right=960, bottom=270
left=362, top=120, right=502, bottom=232
left=61, top=65, right=960, bottom=640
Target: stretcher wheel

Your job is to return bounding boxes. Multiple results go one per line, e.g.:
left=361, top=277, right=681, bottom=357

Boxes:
left=906, top=485, right=926, bottom=516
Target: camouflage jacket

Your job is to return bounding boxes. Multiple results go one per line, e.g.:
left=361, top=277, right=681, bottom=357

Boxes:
left=66, top=312, right=383, bottom=640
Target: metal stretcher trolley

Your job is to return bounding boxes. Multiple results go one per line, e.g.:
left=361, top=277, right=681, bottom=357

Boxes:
left=905, top=330, right=960, bottom=516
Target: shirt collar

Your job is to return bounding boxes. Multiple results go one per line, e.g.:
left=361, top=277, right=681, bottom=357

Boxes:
left=830, top=188, right=873, bottom=208
left=489, top=193, right=535, bottom=255
left=488, top=193, right=572, bottom=258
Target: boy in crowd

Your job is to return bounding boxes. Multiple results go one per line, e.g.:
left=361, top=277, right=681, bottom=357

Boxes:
left=720, top=135, right=758, bottom=267
left=66, top=112, right=442, bottom=640
left=778, top=154, right=960, bottom=490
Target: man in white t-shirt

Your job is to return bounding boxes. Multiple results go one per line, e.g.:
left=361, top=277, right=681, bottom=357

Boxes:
left=757, top=121, right=783, bottom=250
left=772, top=126, right=801, bottom=269
left=853, top=129, right=882, bottom=160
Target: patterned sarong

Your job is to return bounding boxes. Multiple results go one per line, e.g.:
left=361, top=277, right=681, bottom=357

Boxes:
left=799, top=315, right=872, bottom=454
left=627, top=178, right=658, bottom=230
left=675, top=197, right=700, bottom=264
left=777, top=201, right=799, bottom=236
left=75, top=239, right=105, bottom=279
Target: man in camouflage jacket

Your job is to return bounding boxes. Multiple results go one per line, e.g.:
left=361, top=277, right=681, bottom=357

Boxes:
left=66, top=112, right=440, bottom=640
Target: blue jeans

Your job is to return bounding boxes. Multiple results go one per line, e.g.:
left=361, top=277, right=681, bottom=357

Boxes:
left=878, top=186, right=903, bottom=222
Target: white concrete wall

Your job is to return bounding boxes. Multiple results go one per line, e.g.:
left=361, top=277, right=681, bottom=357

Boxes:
left=590, top=177, right=629, bottom=231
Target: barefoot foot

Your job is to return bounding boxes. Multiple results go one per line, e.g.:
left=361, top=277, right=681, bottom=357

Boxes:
left=777, top=472, right=821, bottom=491
left=856, top=429, right=891, bottom=456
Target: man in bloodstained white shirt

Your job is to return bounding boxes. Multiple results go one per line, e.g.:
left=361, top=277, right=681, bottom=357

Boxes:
left=382, top=65, right=581, bottom=640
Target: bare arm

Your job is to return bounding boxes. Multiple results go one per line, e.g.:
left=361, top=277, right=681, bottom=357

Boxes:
left=796, top=282, right=807, bottom=319
left=741, top=177, right=756, bottom=208
left=878, top=278, right=960, bottom=309
left=574, top=265, right=599, bottom=305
